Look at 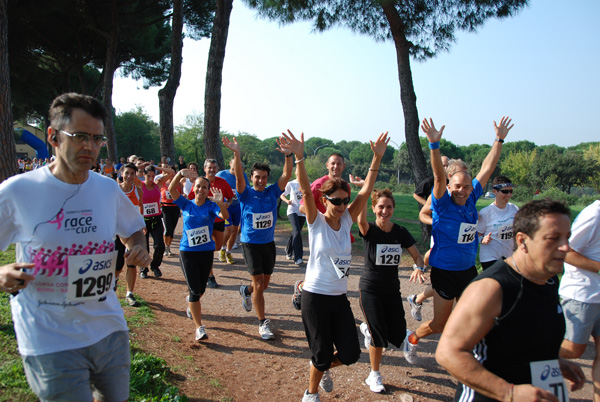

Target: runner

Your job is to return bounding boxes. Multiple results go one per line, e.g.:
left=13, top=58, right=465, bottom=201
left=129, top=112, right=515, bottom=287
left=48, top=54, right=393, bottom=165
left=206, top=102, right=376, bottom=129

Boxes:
left=139, top=165, right=173, bottom=279
left=477, top=175, right=519, bottom=269
left=357, top=188, right=425, bottom=393
left=280, top=177, right=307, bottom=265
left=290, top=130, right=389, bottom=402
left=168, top=168, right=229, bottom=341
left=222, top=133, right=294, bottom=341
left=115, top=162, right=144, bottom=306
left=403, top=117, right=512, bottom=364
left=0, top=93, right=150, bottom=401
left=216, top=157, right=250, bottom=262
left=160, top=169, right=182, bottom=257
left=437, top=199, right=585, bottom=401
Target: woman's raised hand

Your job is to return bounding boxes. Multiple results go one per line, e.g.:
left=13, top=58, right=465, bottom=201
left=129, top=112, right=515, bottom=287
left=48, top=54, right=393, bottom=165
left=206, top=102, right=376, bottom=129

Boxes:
left=370, top=131, right=389, bottom=157
left=277, top=129, right=304, bottom=157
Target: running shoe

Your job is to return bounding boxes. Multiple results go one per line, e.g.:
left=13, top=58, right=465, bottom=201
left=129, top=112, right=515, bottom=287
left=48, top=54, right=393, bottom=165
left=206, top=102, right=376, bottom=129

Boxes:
left=219, top=249, right=226, bottom=262
left=151, top=267, right=162, bottom=278
left=286, top=254, right=293, bottom=260
left=126, top=293, right=140, bottom=307
left=292, top=280, right=303, bottom=311
left=239, top=285, right=252, bottom=312
left=195, top=325, right=208, bottom=341
left=164, top=246, right=170, bottom=256
left=320, top=370, right=333, bottom=392
left=403, top=330, right=418, bottom=364
left=226, top=253, right=235, bottom=264
left=113, top=277, right=119, bottom=292
left=365, top=371, right=385, bottom=393
left=259, top=319, right=275, bottom=340
left=407, top=294, right=422, bottom=321
left=185, top=296, right=192, bottom=319
left=140, top=268, right=149, bottom=279
left=302, top=390, right=321, bottom=402
left=207, top=276, right=218, bottom=288
left=360, top=322, right=371, bottom=350
left=295, top=259, right=303, bottom=265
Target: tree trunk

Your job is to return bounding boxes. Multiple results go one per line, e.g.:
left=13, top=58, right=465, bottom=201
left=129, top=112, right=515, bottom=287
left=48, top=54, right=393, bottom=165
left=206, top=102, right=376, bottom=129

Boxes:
left=382, top=4, right=430, bottom=244
left=158, top=0, right=183, bottom=164
left=0, top=0, right=18, bottom=182
left=102, top=0, right=119, bottom=162
left=203, top=0, right=233, bottom=170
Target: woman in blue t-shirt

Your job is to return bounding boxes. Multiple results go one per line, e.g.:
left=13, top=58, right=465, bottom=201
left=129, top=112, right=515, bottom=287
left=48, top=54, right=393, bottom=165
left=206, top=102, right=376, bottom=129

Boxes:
left=169, top=169, right=229, bottom=342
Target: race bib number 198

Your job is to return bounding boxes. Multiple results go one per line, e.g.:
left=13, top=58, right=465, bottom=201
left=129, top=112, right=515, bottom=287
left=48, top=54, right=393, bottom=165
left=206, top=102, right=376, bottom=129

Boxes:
left=530, top=359, right=569, bottom=402
left=67, top=251, right=117, bottom=302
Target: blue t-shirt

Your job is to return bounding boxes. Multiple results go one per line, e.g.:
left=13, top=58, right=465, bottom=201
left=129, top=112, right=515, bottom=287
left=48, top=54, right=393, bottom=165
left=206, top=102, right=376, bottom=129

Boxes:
left=429, top=179, right=483, bottom=271
left=237, top=183, right=282, bottom=244
left=216, top=170, right=249, bottom=207
left=174, top=196, right=220, bottom=251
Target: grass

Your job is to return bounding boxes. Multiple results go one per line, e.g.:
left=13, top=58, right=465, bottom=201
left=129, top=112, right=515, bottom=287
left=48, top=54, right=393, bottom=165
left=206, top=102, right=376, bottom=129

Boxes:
left=0, top=244, right=187, bottom=402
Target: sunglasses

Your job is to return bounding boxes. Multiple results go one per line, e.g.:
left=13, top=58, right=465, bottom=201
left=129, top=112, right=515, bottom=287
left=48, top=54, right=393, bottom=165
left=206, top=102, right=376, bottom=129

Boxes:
left=498, top=189, right=513, bottom=194
left=325, top=195, right=350, bottom=206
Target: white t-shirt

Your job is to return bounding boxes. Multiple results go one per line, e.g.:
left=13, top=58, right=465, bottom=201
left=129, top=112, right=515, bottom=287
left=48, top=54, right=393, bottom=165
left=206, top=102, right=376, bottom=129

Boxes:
left=303, top=210, right=352, bottom=296
left=0, top=167, right=145, bottom=356
left=283, top=180, right=305, bottom=217
left=559, top=200, right=600, bottom=303
left=477, top=202, right=519, bottom=263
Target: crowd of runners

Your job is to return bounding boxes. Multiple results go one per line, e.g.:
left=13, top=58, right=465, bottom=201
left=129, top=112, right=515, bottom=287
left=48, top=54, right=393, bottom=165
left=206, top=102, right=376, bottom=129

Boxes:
left=0, top=92, right=598, bottom=402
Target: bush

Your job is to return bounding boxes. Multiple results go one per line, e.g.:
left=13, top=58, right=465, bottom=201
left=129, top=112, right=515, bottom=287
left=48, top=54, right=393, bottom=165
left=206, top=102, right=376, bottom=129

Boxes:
left=537, top=188, right=578, bottom=205
left=511, top=186, right=534, bottom=203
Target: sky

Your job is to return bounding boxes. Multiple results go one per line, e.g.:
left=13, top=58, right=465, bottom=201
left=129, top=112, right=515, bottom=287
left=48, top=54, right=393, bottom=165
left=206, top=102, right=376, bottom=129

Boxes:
left=112, top=0, right=600, bottom=149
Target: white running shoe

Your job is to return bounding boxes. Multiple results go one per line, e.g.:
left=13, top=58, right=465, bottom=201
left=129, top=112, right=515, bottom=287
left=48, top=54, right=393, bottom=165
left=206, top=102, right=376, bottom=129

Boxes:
left=365, top=371, right=385, bottom=393
left=360, top=322, right=371, bottom=350
left=302, top=390, right=321, bottom=402
left=407, top=294, right=422, bottom=321
left=195, top=325, right=208, bottom=341
left=239, top=285, right=252, bottom=312
left=185, top=295, right=192, bottom=319
left=259, top=319, right=275, bottom=340
left=403, top=330, right=418, bottom=364
left=319, top=370, right=333, bottom=393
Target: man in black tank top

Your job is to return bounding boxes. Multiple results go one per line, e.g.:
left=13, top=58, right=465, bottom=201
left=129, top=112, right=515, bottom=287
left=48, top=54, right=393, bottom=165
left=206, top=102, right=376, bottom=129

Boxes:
left=436, top=199, right=585, bottom=402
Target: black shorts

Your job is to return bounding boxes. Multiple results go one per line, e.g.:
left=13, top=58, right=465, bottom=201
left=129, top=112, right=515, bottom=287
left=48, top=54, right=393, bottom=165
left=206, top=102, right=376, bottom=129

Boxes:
left=213, top=220, right=225, bottom=233
left=179, top=250, right=214, bottom=301
left=301, top=290, right=361, bottom=372
left=241, top=242, right=276, bottom=276
left=431, top=266, right=478, bottom=300
left=359, top=289, right=406, bottom=349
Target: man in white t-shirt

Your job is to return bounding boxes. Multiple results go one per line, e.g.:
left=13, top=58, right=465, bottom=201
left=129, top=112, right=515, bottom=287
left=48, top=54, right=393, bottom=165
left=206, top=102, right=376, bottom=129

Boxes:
left=477, top=176, right=519, bottom=269
left=0, top=93, right=150, bottom=402
left=559, top=200, right=600, bottom=401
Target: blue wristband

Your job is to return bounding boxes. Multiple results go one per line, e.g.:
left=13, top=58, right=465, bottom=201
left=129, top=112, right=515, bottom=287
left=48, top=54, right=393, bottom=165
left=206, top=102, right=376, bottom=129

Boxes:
left=429, top=141, right=440, bottom=150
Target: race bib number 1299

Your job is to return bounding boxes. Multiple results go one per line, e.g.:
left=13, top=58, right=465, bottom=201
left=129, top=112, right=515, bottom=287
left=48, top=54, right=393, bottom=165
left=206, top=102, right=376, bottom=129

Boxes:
left=67, top=251, right=117, bottom=302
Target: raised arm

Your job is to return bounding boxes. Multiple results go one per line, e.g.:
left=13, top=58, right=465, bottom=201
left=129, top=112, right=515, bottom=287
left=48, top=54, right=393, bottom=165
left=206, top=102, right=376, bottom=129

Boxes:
left=276, top=134, right=295, bottom=191
left=357, top=191, right=370, bottom=236
left=222, top=137, right=246, bottom=194
left=421, top=118, right=446, bottom=200
left=169, top=169, right=197, bottom=202
left=419, top=195, right=433, bottom=225
left=475, top=117, right=513, bottom=186
left=348, top=132, right=389, bottom=221
left=155, top=166, right=175, bottom=187
left=208, top=188, right=230, bottom=221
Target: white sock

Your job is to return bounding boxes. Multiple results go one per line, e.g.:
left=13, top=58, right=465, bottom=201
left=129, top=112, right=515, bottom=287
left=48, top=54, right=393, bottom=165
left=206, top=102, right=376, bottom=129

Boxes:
left=126, top=291, right=133, bottom=296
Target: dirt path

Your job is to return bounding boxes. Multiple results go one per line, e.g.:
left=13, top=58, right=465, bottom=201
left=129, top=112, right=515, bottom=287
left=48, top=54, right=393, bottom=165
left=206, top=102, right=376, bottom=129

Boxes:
left=126, top=221, right=596, bottom=402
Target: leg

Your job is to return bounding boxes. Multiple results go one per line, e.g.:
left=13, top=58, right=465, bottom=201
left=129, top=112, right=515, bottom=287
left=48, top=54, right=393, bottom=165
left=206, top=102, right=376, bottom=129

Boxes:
left=369, top=346, right=383, bottom=372
left=416, top=285, right=434, bottom=304
left=125, top=266, right=137, bottom=293
left=290, top=214, right=305, bottom=261
left=149, top=220, right=165, bottom=270
left=251, top=274, right=271, bottom=320
left=414, top=291, right=454, bottom=340
left=225, top=225, right=238, bottom=250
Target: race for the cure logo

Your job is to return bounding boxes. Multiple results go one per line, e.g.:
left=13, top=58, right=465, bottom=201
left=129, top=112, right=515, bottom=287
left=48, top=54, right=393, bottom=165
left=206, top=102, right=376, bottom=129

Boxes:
left=62, top=210, right=97, bottom=234
left=77, top=256, right=113, bottom=274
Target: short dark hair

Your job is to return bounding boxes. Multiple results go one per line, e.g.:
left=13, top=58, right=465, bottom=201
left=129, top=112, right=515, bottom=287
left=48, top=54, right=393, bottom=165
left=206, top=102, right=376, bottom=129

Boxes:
left=144, top=165, right=156, bottom=174
left=492, top=176, right=512, bottom=186
left=251, top=162, right=271, bottom=176
left=123, top=162, right=137, bottom=172
left=513, top=199, right=571, bottom=238
left=328, top=153, right=345, bottom=162
left=49, top=93, right=107, bottom=131
left=319, top=178, right=350, bottom=197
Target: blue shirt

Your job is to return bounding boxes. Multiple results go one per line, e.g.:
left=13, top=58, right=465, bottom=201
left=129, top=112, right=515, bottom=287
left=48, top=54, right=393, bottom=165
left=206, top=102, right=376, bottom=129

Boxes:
left=430, top=179, right=483, bottom=271
left=174, top=196, right=221, bottom=251
left=237, top=184, right=282, bottom=244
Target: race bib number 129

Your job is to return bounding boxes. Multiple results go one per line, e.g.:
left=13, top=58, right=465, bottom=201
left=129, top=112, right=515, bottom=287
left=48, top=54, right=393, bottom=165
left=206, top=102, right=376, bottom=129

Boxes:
left=376, top=244, right=402, bottom=266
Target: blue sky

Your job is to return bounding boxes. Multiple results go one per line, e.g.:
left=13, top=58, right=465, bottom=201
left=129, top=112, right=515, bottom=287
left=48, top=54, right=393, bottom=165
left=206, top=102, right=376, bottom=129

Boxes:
left=113, top=0, right=599, bottom=148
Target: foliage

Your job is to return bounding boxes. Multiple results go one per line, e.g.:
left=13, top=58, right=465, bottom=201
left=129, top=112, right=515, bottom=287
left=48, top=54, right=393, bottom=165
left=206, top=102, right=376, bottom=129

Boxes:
left=499, top=149, right=537, bottom=186
left=536, top=188, right=578, bottom=206
left=130, top=348, right=188, bottom=402
left=510, top=185, right=534, bottom=203
left=174, top=111, right=206, bottom=164
left=111, top=107, right=161, bottom=161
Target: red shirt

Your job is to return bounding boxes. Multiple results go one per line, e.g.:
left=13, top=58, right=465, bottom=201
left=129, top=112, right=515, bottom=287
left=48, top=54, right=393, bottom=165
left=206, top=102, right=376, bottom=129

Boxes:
left=188, top=176, right=234, bottom=222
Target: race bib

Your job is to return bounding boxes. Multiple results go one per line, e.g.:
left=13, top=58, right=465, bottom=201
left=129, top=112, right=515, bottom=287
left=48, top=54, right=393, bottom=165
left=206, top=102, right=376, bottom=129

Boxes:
left=143, top=202, right=159, bottom=216
left=330, top=255, right=352, bottom=279
left=165, top=190, right=173, bottom=200
left=295, top=192, right=303, bottom=201
left=530, top=360, right=569, bottom=402
left=253, top=212, right=273, bottom=230
left=186, top=226, right=210, bottom=247
left=457, top=222, right=477, bottom=244
left=497, top=224, right=513, bottom=242
left=376, top=244, right=402, bottom=266
left=67, top=251, right=117, bottom=302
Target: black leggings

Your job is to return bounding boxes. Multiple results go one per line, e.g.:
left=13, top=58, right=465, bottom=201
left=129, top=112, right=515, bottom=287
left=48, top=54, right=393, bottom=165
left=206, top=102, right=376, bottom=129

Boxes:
left=144, top=216, right=165, bottom=269
left=162, top=205, right=180, bottom=238
left=114, top=236, right=135, bottom=272
left=179, top=250, right=214, bottom=301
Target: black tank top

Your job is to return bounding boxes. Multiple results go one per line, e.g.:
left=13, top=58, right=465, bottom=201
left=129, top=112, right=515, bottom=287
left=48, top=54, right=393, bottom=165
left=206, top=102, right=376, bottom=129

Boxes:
left=455, top=260, right=565, bottom=402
